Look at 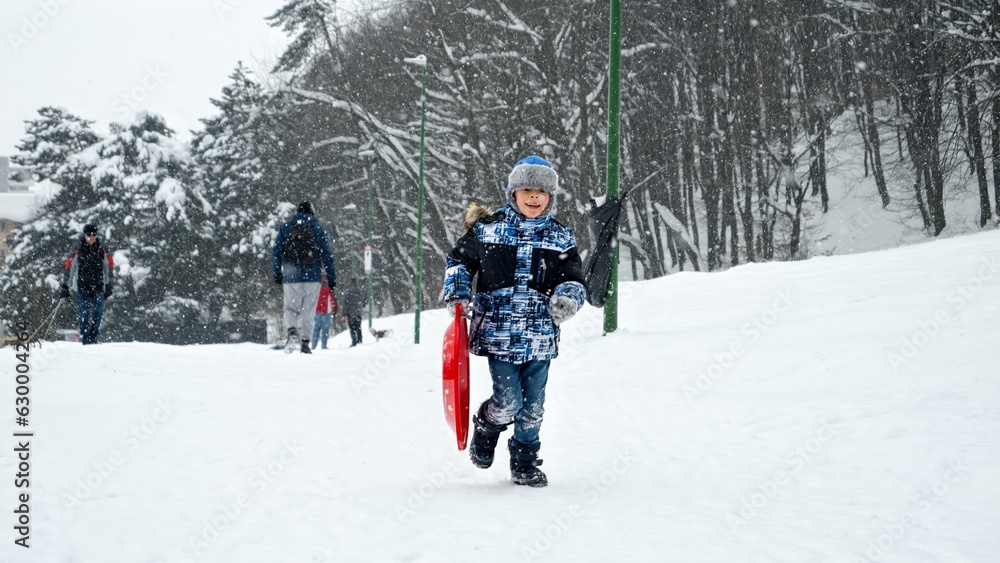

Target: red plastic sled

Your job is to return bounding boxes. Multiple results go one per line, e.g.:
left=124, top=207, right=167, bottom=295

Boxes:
left=442, top=303, right=470, bottom=450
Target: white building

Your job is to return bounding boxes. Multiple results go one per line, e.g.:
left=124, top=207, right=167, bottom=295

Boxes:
left=0, top=155, right=38, bottom=257
left=0, top=155, right=33, bottom=193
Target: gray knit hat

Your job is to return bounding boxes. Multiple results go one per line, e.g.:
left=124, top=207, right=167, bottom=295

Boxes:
left=505, top=155, right=558, bottom=216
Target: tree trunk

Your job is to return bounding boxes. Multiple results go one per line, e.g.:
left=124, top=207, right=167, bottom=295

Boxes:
left=965, top=75, right=991, bottom=227
left=993, top=94, right=1000, bottom=219
left=862, top=72, right=890, bottom=207
left=928, top=75, right=947, bottom=236
left=697, top=83, right=722, bottom=268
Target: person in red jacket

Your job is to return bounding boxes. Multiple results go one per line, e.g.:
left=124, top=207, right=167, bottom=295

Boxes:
left=311, top=279, right=337, bottom=349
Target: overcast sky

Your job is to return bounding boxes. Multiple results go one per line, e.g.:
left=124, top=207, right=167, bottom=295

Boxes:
left=1, top=0, right=370, bottom=157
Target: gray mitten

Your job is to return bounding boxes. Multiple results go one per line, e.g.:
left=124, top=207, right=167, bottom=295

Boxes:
left=549, top=295, right=578, bottom=326
left=447, top=298, right=471, bottom=317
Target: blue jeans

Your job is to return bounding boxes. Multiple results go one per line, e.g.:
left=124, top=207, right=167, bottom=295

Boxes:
left=484, top=358, right=550, bottom=445
left=311, top=313, right=332, bottom=348
left=75, top=290, right=105, bottom=344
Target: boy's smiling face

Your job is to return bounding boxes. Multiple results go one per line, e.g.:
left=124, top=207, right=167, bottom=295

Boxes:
left=513, top=188, right=551, bottom=219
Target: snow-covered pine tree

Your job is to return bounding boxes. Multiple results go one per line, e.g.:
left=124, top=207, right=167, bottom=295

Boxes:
left=0, top=213, right=77, bottom=338
left=190, top=63, right=302, bottom=325
left=49, top=113, right=213, bottom=341
left=266, top=0, right=345, bottom=79
left=12, top=106, right=102, bottom=181
left=1, top=108, right=105, bottom=336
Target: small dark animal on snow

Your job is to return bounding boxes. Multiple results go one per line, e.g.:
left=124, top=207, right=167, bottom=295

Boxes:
left=369, top=327, right=393, bottom=341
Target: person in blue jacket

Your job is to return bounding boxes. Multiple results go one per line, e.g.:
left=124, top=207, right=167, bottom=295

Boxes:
left=272, top=201, right=337, bottom=353
left=441, top=156, right=586, bottom=487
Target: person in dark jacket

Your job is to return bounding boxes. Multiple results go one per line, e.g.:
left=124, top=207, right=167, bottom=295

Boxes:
left=441, top=155, right=586, bottom=487
left=340, top=277, right=365, bottom=347
left=60, top=223, right=115, bottom=345
left=271, top=201, right=337, bottom=354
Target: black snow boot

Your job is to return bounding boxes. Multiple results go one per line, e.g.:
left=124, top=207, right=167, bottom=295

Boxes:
left=508, top=438, right=547, bottom=487
left=469, top=403, right=509, bottom=469
left=300, top=339, right=312, bottom=354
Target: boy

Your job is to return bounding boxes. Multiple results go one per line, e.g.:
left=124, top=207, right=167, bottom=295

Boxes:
left=441, top=155, right=586, bottom=487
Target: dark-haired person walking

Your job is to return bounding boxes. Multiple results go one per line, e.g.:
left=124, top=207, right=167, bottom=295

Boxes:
left=272, top=201, right=337, bottom=353
left=341, top=277, right=365, bottom=347
left=60, top=224, right=114, bottom=345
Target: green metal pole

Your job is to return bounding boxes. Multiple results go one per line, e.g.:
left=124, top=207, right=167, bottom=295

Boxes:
left=604, top=0, right=622, bottom=334
left=414, top=63, right=427, bottom=344
left=367, top=159, right=374, bottom=329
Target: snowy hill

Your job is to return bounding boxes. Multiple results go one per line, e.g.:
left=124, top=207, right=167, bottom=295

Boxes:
left=4, top=231, right=999, bottom=562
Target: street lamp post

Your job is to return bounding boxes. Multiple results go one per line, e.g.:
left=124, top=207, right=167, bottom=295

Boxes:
left=404, top=54, right=428, bottom=344
left=342, top=203, right=361, bottom=277
left=604, top=0, right=622, bottom=334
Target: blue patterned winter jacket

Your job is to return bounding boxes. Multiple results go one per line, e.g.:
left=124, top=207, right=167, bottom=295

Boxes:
left=442, top=206, right=587, bottom=364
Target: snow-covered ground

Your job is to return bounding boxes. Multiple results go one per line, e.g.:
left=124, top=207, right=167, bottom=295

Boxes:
left=2, top=230, right=999, bottom=562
